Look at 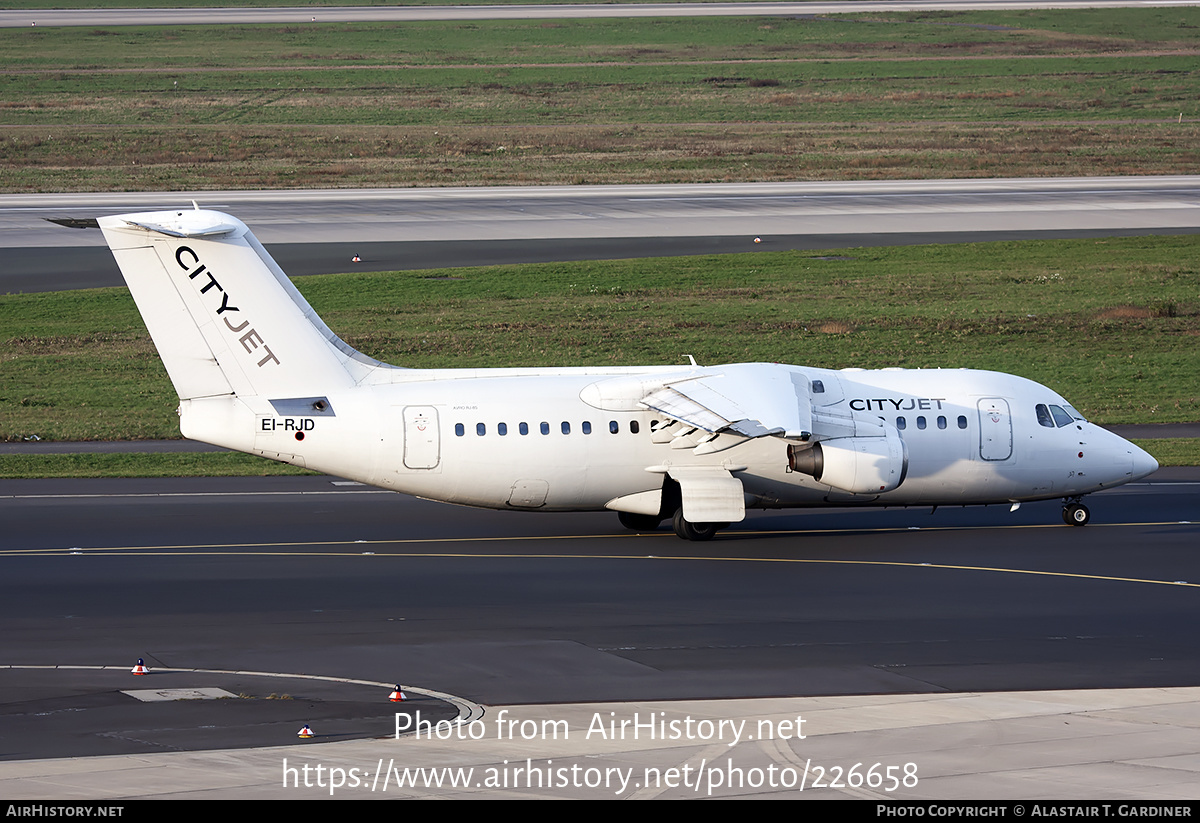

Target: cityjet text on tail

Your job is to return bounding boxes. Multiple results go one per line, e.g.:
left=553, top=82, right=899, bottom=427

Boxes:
left=83, top=207, right=1157, bottom=540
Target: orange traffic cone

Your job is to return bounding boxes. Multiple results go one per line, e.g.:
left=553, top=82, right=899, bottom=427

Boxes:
left=388, top=685, right=407, bottom=702
left=131, top=658, right=149, bottom=675
left=298, top=724, right=314, bottom=739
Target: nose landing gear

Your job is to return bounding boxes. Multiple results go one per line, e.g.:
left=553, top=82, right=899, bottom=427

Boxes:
left=1062, top=497, right=1091, bottom=526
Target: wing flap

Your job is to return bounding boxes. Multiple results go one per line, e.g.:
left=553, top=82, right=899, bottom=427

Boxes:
left=642, top=363, right=812, bottom=440
left=640, top=385, right=728, bottom=433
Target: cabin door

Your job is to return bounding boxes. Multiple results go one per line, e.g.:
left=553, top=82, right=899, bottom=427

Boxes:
left=403, top=406, right=440, bottom=469
left=977, top=397, right=1013, bottom=461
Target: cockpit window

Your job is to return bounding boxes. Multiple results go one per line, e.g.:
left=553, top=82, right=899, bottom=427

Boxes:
left=1035, top=404, right=1055, bottom=428
left=1049, top=405, right=1073, bottom=427
left=1062, top=403, right=1087, bottom=422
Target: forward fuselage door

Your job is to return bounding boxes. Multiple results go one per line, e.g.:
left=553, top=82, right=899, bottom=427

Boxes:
left=403, top=405, right=440, bottom=469
left=977, top=397, right=1013, bottom=461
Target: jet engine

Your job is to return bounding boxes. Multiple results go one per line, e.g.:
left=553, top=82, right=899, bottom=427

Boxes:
left=788, top=427, right=908, bottom=494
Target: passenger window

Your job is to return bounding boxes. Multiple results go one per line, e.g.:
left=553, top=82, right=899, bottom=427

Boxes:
left=896, top=417, right=906, bottom=430
left=916, top=416, right=927, bottom=430
left=519, top=422, right=529, bottom=436
left=582, top=421, right=592, bottom=435
left=540, top=422, right=550, bottom=435
left=609, top=421, right=619, bottom=434
left=1050, top=405, right=1073, bottom=427
left=476, top=423, right=486, bottom=436
left=957, top=416, right=968, bottom=429
left=812, top=380, right=825, bottom=393
left=455, top=423, right=464, bottom=437
left=937, top=416, right=947, bottom=429
left=497, top=422, right=507, bottom=436
left=561, top=421, right=571, bottom=435
left=630, top=420, right=640, bottom=434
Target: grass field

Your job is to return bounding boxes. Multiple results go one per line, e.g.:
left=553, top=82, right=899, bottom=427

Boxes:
left=3, top=236, right=1197, bottom=445
left=0, top=452, right=316, bottom=478
left=2, top=10, right=1198, bottom=189
left=1, top=7, right=1196, bottom=473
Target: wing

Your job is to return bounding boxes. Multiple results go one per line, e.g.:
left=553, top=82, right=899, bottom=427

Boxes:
left=638, top=362, right=813, bottom=441
left=589, top=364, right=906, bottom=522
left=587, top=363, right=817, bottom=521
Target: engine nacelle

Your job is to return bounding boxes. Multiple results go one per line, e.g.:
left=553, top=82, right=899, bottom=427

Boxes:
left=788, top=429, right=908, bottom=494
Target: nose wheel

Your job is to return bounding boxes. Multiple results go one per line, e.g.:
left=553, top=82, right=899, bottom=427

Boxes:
left=1062, top=500, right=1090, bottom=526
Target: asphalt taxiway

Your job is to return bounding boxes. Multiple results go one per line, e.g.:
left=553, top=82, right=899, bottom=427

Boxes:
left=5, top=472, right=1199, bottom=705
left=1, top=471, right=1198, bottom=796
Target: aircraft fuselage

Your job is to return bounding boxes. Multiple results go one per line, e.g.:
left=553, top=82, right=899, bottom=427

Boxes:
left=184, top=364, right=1152, bottom=514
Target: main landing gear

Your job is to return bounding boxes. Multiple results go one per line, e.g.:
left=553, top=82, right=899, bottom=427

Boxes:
left=616, top=509, right=725, bottom=541
left=618, top=479, right=727, bottom=541
left=1062, top=497, right=1091, bottom=526
left=672, top=509, right=719, bottom=542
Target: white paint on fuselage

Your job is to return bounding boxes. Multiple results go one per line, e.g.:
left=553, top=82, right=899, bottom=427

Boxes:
left=214, top=364, right=1154, bottom=514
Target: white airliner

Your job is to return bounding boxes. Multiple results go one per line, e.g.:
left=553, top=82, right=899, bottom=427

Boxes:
left=90, top=206, right=1158, bottom=540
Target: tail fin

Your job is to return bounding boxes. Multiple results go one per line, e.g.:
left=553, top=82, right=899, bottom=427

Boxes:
left=99, top=207, right=386, bottom=401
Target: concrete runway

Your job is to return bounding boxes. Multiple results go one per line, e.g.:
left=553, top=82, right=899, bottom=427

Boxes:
left=5, top=177, right=1200, bottom=293
left=4, top=1, right=1196, bottom=29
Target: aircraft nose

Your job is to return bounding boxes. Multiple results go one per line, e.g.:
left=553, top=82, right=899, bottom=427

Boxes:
left=1129, top=442, right=1159, bottom=481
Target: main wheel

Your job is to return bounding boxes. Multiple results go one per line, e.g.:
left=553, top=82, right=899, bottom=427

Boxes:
left=672, top=508, right=718, bottom=542
left=618, top=511, right=662, bottom=532
left=1062, top=503, right=1090, bottom=526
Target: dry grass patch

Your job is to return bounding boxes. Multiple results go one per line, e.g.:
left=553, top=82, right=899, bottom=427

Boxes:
left=814, top=321, right=856, bottom=334
left=4, top=121, right=1199, bottom=191
left=1095, top=305, right=1157, bottom=320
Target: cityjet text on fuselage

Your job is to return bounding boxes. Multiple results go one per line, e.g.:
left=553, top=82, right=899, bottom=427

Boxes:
left=849, top=397, right=948, bottom=412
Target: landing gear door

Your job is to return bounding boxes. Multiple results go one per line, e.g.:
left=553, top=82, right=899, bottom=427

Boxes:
left=977, top=397, right=1012, bottom=461
left=403, top=406, right=440, bottom=470
left=669, top=466, right=746, bottom=523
